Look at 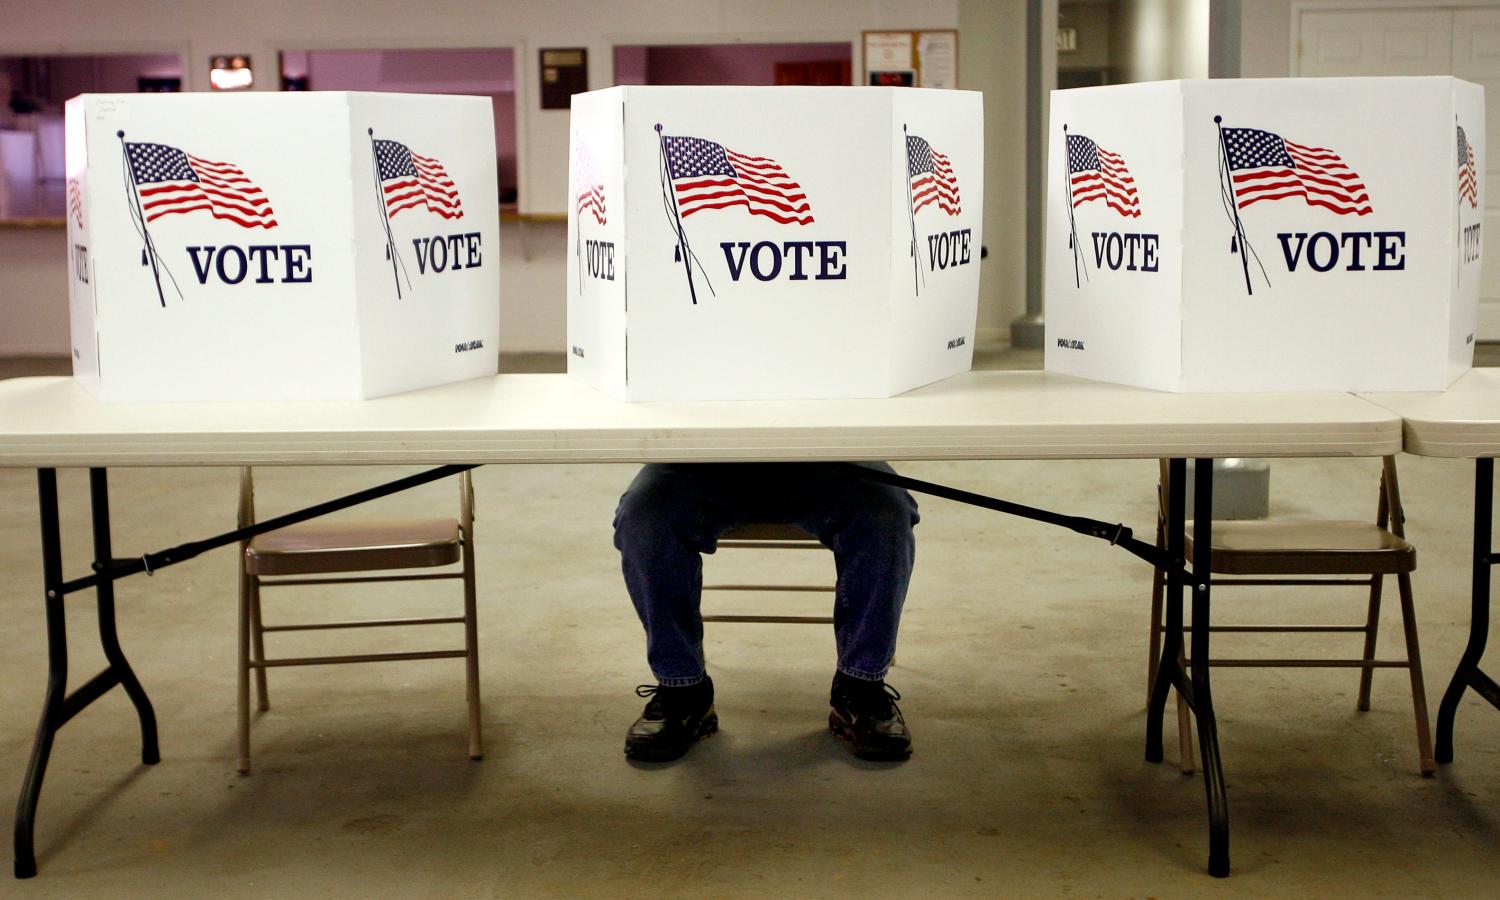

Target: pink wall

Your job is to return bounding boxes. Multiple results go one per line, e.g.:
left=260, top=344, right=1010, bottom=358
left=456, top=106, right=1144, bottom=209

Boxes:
left=288, top=48, right=518, bottom=197
left=614, top=46, right=648, bottom=85
left=637, top=43, right=851, bottom=86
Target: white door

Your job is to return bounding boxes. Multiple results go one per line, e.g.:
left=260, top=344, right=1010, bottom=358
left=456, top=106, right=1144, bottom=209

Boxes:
left=1298, top=6, right=1500, bottom=338
left=1297, top=9, right=1453, bottom=75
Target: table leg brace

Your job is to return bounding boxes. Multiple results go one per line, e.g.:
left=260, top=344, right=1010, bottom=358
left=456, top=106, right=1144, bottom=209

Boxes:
left=842, top=458, right=1231, bottom=877
left=13, top=469, right=159, bottom=879
left=1436, top=457, right=1500, bottom=763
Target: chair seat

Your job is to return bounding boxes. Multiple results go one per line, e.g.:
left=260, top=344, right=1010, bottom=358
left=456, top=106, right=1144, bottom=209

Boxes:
left=1187, top=520, right=1416, bottom=576
left=246, top=518, right=461, bottom=576
left=721, top=522, right=814, bottom=541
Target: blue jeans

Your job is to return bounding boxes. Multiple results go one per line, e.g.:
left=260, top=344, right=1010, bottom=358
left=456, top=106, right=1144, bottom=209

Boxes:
left=613, top=462, right=919, bottom=687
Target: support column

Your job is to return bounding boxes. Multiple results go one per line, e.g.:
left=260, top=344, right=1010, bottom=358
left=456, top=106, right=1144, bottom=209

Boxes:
left=1013, top=0, right=1057, bottom=348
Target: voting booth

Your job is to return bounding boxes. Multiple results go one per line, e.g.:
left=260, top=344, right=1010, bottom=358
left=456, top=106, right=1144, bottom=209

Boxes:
left=65, top=92, right=500, bottom=402
left=1045, top=77, right=1484, bottom=393
left=566, top=85, right=983, bottom=401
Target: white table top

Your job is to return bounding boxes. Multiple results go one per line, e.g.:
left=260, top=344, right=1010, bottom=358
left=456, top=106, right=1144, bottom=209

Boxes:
left=1363, top=368, right=1500, bottom=459
left=0, top=371, right=1402, bottom=467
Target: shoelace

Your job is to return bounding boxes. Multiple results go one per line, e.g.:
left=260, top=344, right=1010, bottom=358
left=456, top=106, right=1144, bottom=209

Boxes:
left=636, top=683, right=711, bottom=718
left=635, top=684, right=667, bottom=716
left=846, top=681, right=905, bottom=723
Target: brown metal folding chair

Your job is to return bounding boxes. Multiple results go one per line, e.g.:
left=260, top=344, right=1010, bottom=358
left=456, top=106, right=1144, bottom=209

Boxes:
left=701, top=523, right=835, bottom=625
left=236, top=467, right=481, bottom=774
left=1148, top=456, right=1434, bottom=775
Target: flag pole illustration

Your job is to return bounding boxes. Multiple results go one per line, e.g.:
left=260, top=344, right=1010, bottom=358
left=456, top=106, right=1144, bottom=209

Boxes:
left=119, top=132, right=277, bottom=305
left=906, top=128, right=963, bottom=297
left=368, top=128, right=411, bottom=300
left=573, top=138, right=609, bottom=297
left=1458, top=119, right=1479, bottom=286
left=574, top=137, right=583, bottom=296
left=1214, top=116, right=1256, bottom=296
left=1217, top=118, right=1370, bottom=296
left=573, top=133, right=582, bottom=296
left=657, top=125, right=812, bottom=304
left=117, top=130, right=176, bottom=308
left=1065, top=129, right=1138, bottom=287
left=655, top=123, right=708, bottom=306
left=903, top=124, right=924, bottom=295
left=1062, top=124, right=1086, bottom=288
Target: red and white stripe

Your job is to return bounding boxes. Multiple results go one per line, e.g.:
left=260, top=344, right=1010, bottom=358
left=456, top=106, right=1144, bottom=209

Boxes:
left=140, top=155, right=277, bottom=229
left=1071, top=146, right=1139, bottom=218
left=1461, top=143, right=1479, bottom=210
left=913, top=148, right=962, bottom=215
left=675, top=149, right=813, bottom=225
left=577, top=182, right=606, bottom=225
left=67, top=178, right=84, bottom=229
left=385, top=152, right=463, bottom=220
left=1232, top=139, right=1371, bottom=216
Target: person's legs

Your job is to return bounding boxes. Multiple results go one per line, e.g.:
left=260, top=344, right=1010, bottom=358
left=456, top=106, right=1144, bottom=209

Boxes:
left=613, top=463, right=750, bottom=686
left=615, top=461, right=919, bottom=682
left=614, top=463, right=756, bottom=760
left=613, top=461, right=920, bottom=761
left=771, top=463, right=919, bottom=759
left=776, top=463, right=920, bottom=681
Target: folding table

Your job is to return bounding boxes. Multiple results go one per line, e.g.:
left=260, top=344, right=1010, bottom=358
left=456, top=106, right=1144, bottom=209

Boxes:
left=0, top=370, right=1404, bottom=878
left=1364, top=368, right=1500, bottom=764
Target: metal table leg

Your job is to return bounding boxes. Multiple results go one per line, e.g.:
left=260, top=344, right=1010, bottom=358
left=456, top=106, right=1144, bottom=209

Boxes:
left=1435, top=457, right=1500, bottom=763
left=841, top=459, right=1232, bottom=876
left=13, top=468, right=161, bottom=879
left=13, top=463, right=474, bottom=878
left=1190, top=458, right=1230, bottom=877
left=89, top=469, right=161, bottom=765
left=1145, top=458, right=1230, bottom=877
left=13, top=469, right=68, bottom=880
left=1146, top=459, right=1187, bottom=764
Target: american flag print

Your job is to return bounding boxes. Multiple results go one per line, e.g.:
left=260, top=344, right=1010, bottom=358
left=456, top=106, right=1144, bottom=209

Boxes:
left=907, top=135, right=961, bottom=216
left=1066, top=133, right=1140, bottom=218
left=67, top=178, right=84, bottom=229
left=575, top=145, right=606, bottom=226
left=1459, top=125, right=1479, bottom=210
left=374, top=139, right=463, bottom=220
left=124, top=142, right=277, bottom=228
left=662, top=135, right=813, bottom=225
left=1221, top=126, right=1371, bottom=216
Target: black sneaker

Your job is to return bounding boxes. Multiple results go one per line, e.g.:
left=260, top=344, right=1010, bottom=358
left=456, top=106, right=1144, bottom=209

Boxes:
left=624, top=677, right=717, bottom=762
left=829, top=673, right=912, bottom=761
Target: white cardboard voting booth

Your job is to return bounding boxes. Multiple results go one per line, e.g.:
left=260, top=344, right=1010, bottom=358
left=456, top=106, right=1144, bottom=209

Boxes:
left=1045, top=77, right=1484, bottom=393
left=566, top=86, right=983, bottom=401
left=65, top=92, right=500, bottom=402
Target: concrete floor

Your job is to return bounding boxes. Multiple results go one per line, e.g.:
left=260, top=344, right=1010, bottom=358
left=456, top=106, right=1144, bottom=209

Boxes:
left=1, top=352, right=1498, bottom=896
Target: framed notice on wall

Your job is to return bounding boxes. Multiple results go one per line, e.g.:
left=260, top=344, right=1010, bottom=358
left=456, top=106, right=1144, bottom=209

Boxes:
left=862, top=29, right=958, bottom=89
left=540, top=47, right=588, bottom=109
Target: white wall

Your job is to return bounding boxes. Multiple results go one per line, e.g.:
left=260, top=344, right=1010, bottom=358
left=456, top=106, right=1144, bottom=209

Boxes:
left=1238, top=0, right=1293, bottom=78
left=0, top=0, right=1038, bottom=355
left=1113, top=0, right=1210, bottom=82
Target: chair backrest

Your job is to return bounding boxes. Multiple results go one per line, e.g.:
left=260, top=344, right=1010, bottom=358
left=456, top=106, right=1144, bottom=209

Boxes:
left=1156, top=456, right=1404, bottom=531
